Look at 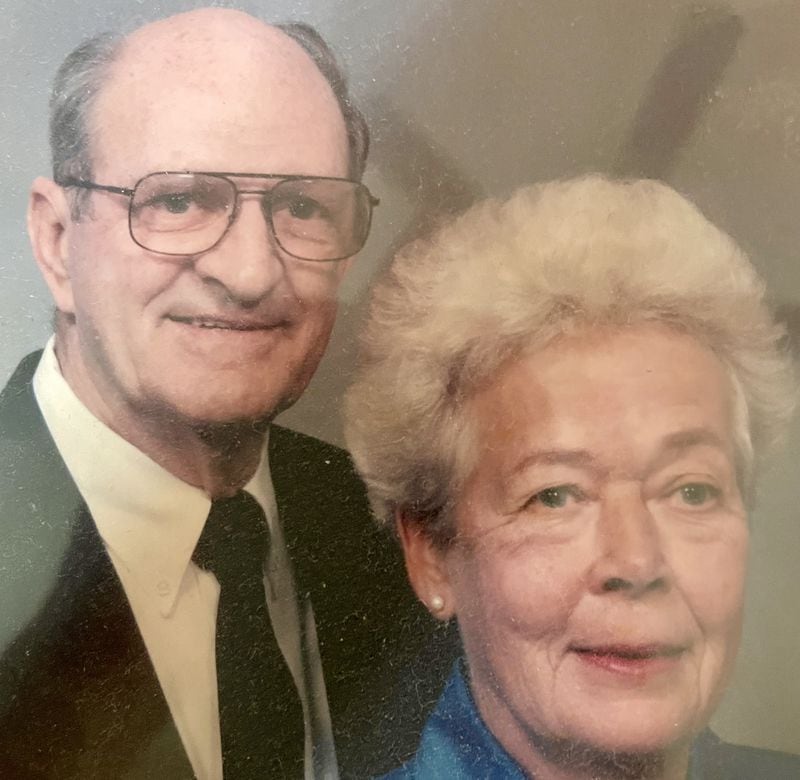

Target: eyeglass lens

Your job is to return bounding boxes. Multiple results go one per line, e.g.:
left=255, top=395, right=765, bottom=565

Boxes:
left=129, top=173, right=372, bottom=260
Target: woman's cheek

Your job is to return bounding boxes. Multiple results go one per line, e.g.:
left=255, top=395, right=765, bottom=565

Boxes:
left=454, top=542, right=582, bottom=643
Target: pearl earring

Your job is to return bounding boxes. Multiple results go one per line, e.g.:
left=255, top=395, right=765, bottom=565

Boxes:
left=430, top=595, right=445, bottom=612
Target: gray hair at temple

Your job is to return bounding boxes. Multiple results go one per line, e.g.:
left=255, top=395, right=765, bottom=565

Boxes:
left=344, top=175, right=796, bottom=545
left=49, top=21, right=369, bottom=217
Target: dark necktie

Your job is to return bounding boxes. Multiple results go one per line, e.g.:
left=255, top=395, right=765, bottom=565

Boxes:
left=193, top=491, right=305, bottom=778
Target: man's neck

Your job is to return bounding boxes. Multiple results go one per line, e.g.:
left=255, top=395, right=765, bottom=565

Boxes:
left=54, top=335, right=267, bottom=497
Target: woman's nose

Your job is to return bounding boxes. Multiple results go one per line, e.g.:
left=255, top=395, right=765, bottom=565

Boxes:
left=587, top=484, right=670, bottom=598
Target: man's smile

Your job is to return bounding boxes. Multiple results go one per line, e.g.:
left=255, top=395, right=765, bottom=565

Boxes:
left=166, top=313, right=291, bottom=331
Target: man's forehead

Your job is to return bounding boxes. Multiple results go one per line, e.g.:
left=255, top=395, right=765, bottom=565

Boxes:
left=113, top=9, right=309, bottom=91
left=86, top=9, right=348, bottom=178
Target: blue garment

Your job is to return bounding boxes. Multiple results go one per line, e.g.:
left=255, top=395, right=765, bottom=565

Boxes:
left=382, top=661, right=526, bottom=779
left=382, top=661, right=800, bottom=779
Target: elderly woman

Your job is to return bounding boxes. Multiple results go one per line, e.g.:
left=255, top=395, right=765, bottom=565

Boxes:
left=344, top=176, right=800, bottom=779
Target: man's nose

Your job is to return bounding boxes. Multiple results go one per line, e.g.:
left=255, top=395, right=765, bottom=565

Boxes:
left=587, top=484, right=670, bottom=598
left=192, top=199, right=285, bottom=303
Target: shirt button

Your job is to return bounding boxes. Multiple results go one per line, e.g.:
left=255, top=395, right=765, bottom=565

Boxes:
left=156, top=580, right=171, bottom=597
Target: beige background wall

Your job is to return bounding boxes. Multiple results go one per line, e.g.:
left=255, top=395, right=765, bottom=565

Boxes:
left=2, top=0, right=798, bottom=754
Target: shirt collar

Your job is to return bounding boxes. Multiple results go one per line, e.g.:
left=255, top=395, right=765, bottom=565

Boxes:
left=414, top=660, right=528, bottom=778
left=33, top=338, right=274, bottom=616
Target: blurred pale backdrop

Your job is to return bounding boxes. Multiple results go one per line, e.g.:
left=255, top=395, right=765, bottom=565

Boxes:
left=1, top=0, right=798, bottom=755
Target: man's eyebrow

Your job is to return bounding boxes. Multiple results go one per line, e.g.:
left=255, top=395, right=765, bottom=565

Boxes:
left=509, top=449, right=596, bottom=476
left=658, top=427, right=728, bottom=453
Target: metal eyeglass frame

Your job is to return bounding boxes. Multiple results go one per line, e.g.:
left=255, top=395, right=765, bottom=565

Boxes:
left=57, top=171, right=380, bottom=261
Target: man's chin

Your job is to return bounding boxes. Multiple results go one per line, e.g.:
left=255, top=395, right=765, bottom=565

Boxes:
left=143, top=386, right=297, bottom=432
left=191, top=411, right=274, bottom=436
left=183, top=398, right=286, bottom=430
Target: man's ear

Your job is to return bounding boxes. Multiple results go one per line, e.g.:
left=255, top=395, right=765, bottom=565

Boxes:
left=27, top=176, right=76, bottom=315
left=396, top=509, right=456, bottom=621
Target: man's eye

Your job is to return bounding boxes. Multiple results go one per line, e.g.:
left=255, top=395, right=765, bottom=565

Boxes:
left=152, top=193, right=194, bottom=214
left=676, top=482, right=720, bottom=507
left=287, top=196, right=323, bottom=220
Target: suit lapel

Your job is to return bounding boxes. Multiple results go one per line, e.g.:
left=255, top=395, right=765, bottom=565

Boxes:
left=0, top=353, right=193, bottom=778
left=269, top=424, right=449, bottom=776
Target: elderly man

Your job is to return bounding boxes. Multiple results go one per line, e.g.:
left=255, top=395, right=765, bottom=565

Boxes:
left=0, top=9, right=452, bottom=779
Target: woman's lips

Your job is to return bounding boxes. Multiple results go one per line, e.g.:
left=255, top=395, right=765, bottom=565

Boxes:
left=571, top=644, right=685, bottom=678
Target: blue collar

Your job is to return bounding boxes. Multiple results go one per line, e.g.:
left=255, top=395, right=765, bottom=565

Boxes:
left=387, top=660, right=527, bottom=779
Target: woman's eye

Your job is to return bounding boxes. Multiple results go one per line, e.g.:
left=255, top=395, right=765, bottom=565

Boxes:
left=675, top=482, right=720, bottom=507
left=527, top=485, right=581, bottom=510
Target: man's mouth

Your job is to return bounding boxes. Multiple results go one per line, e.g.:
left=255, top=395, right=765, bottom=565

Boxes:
left=167, top=315, right=285, bottom=331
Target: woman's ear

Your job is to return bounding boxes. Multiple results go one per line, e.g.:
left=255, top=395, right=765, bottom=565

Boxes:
left=396, top=509, right=456, bottom=621
left=27, top=177, right=76, bottom=315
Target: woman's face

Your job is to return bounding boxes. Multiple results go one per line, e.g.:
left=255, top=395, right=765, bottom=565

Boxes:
left=406, top=325, right=748, bottom=766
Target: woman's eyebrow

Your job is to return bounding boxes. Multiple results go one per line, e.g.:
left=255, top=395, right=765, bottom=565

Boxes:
left=510, top=449, right=596, bottom=476
left=508, top=430, right=729, bottom=478
left=644, top=427, right=732, bottom=475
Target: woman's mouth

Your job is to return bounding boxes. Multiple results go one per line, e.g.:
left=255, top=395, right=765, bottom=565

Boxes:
left=571, top=644, right=685, bottom=678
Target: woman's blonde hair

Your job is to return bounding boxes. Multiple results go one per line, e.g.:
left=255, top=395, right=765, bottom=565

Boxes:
left=344, top=176, right=795, bottom=543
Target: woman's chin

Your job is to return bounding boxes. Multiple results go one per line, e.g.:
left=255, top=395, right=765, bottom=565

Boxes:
left=558, top=714, right=694, bottom=758
left=542, top=677, right=709, bottom=757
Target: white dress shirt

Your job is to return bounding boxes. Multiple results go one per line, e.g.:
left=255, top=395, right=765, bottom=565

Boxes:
left=33, top=339, right=337, bottom=780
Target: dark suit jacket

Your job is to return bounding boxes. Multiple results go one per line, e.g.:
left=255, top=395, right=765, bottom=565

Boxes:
left=0, top=352, right=456, bottom=778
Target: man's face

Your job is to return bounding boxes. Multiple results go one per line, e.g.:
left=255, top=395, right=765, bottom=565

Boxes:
left=55, top=25, right=351, bottom=428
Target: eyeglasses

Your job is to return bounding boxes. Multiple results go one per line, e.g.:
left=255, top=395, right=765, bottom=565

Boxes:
left=58, top=171, right=380, bottom=261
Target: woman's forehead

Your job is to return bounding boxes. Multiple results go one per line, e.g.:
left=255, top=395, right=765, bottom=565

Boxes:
left=467, top=325, right=736, bottom=473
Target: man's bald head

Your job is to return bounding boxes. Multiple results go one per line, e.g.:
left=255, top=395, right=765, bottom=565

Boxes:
left=109, top=10, right=330, bottom=108
left=50, top=8, right=369, bottom=203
